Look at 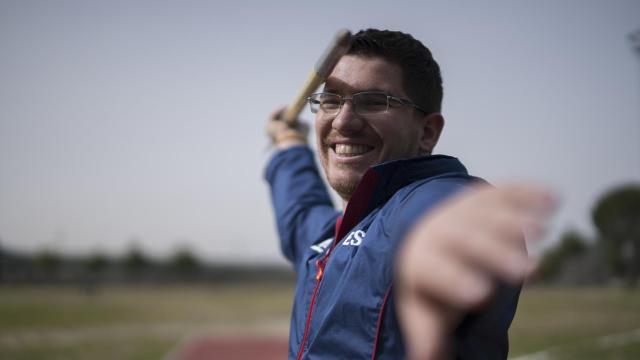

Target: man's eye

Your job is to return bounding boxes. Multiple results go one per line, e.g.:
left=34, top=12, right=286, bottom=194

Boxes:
left=362, top=99, right=386, bottom=106
left=321, top=99, right=341, bottom=108
left=359, top=96, right=387, bottom=108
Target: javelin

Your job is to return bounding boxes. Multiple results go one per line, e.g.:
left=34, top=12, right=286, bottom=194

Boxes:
left=281, top=29, right=353, bottom=124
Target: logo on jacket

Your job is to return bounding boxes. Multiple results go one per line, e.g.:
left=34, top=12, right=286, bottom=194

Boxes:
left=310, top=238, right=333, bottom=254
left=342, top=230, right=366, bottom=246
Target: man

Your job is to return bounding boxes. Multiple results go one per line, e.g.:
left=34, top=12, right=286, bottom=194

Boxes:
left=265, top=29, right=554, bottom=359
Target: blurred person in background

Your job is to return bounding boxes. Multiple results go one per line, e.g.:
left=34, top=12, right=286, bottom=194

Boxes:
left=265, top=29, right=554, bottom=359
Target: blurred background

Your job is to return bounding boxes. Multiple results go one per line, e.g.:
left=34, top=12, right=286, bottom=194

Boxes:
left=0, top=0, right=639, bottom=359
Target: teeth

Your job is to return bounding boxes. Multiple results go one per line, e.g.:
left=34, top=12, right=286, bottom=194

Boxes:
left=335, top=144, right=372, bottom=156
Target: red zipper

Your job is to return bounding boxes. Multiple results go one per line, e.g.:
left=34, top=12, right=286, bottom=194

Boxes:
left=296, top=255, right=333, bottom=360
left=295, top=218, right=342, bottom=360
left=295, top=260, right=324, bottom=360
left=294, top=171, right=378, bottom=359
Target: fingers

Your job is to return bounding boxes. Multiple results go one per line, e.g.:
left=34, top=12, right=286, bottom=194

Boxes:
left=405, top=245, right=495, bottom=308
left=269, top=106, right=287, bottom=122
left=442, top=229, right=534, bottom=285
left=266, top=106, right=309, bottom=149
left=489, top=183, right=557, bottom=242
left=397, top=287, right=454, bottom=360
left=437, top=205, right=536, bottom=284
left=494, top=183, right=557, bottom=217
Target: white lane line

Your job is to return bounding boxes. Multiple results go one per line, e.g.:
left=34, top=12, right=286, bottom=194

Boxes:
left=510, top=349, right=552, bottom=360
left=597, top=327, right=640, bottom=348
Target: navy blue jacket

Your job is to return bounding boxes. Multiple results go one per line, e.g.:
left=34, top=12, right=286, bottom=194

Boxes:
left=265, top=146, right=520, bottom=359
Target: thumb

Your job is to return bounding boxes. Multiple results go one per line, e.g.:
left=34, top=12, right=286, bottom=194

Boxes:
left=397, top=288, right=454, bottom=360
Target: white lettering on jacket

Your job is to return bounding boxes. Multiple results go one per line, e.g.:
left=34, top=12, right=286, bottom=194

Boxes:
left=310, top=238, right=333, bottom=254
left=342, top=230, right=365, bottom=246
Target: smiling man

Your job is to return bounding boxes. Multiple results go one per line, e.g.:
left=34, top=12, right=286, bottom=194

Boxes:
left=313, top=54, right=443, bottom=201
left=265, top=29, right=554, bottom=359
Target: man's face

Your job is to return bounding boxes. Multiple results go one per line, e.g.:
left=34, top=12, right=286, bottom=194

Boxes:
left=315, top=55, right=427, bottom=201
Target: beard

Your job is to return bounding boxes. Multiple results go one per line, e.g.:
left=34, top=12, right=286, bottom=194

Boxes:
left=323, top=160, right=367, bottom=202
left=318, top=141, right=374, bottom=202
left=328, top=175, right=360, bottom=202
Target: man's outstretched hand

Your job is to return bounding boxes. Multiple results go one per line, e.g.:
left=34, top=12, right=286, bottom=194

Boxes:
left=395, top=183, right=556, bottom=359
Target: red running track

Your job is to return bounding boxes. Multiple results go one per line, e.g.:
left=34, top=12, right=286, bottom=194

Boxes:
left=170, top=337, right=288, bottom=360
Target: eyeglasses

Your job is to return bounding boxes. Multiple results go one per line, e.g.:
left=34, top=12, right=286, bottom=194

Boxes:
left=307, top=91, right=427, bottom=116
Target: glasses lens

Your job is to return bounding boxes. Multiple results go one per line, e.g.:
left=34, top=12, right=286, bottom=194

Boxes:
left=309, top=93, right=341, bottom=114
left=354, top=93, right=389, bottom=114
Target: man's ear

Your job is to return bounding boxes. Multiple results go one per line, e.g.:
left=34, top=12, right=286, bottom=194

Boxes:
left=419, top=113, right=444, bottom=155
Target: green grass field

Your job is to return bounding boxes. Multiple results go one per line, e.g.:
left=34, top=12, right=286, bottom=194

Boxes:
left=510, top=286, right=640, bottom=359
left=0, top=284, right=638, bottom=359
left=0, top=284, right=293, bottom=360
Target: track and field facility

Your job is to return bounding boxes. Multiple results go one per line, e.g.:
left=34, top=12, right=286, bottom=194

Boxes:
left=0, top=284, right=638, bottom=359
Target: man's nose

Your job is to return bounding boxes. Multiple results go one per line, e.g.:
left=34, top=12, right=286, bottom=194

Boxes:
left=331, top=101, right=365, bottom=134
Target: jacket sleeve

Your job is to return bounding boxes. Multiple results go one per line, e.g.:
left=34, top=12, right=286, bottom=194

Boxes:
left=384, top=176, right=472, bottom=245
left=264, top=146, right=340, bottom=267
left=452, top=282, right=521, bottom=359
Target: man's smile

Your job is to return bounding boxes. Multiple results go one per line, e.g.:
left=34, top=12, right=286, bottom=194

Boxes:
left=333, top=143, right=375, bottom=157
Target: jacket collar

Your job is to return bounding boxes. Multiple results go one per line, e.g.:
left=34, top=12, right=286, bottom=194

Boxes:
left=368, top=154, right=468, bottom=211
left=336, top=155, right=467, bottom=241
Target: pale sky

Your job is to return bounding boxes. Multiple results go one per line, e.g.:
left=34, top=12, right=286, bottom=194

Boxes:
left=1, top=0, right=639, bottom=264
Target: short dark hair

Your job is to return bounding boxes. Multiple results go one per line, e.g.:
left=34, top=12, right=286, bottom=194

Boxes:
left=347, top=29, right=443, bottom=114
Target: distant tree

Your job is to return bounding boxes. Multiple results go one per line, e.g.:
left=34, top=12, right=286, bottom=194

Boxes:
left=0, top=239, right=4, bottom=283
left=169, top=247, right=200, bottom=277
left=121, top=245, right=149, bottom=276
left=80, top=252, right=109, bottom=294
left=592, top=184, right=640, bottom=286
left=537, top=229, right=589, bottom=281
left=34, top=249, right=62, bottom=281
left=85, top=252, right=109, bottom=277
